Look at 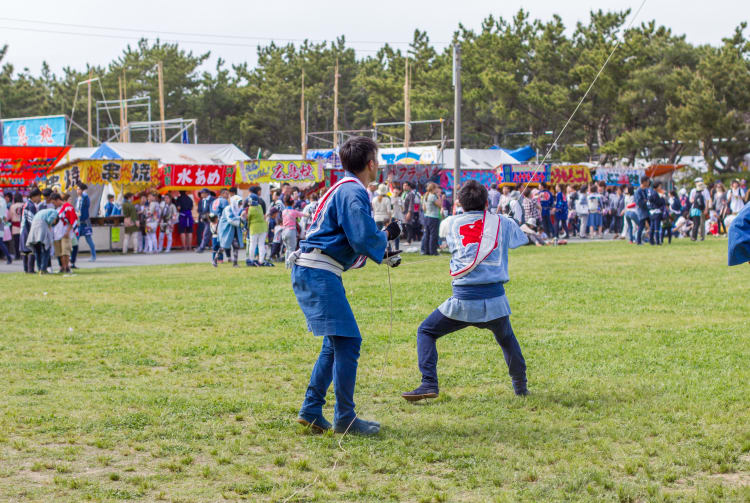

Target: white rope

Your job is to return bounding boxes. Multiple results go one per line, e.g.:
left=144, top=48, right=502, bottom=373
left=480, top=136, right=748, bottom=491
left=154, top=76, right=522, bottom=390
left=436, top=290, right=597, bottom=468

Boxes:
left=520, top=0, right=648, bottom=195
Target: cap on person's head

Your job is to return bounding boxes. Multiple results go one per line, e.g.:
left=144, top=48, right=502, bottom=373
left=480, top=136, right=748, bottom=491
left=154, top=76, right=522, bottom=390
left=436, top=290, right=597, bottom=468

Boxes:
left=200, top=188, right=210, bottom=195
left=679, top=188, right=688, bottom=196
left=249, top=193, right=259, bottom=206
left=369, top=182, right=378, bottom=188
left=694, top=177, right=703, bottom=184
left=377, top=184, right=388, bottom=196
left=526, top=218, right=537, bottom=228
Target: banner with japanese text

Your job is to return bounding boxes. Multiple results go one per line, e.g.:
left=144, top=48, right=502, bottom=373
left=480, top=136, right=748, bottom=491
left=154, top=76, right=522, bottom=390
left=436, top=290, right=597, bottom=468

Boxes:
left=439, top=169, right=500, bottom=194
left=549, top=165, right=592, bottom=185
left=0, top=145, right=71, bottom=187
left=593, top=168, right=645, bottom=186
left=44, top=159, right=159, bottom=193
left=236, top=160, right=322, bottom=185
left=160, top=164, right=236, bottom=192
left=384, top=164, right=443, bottom=186
left=498, top=164, right=551, bottom=186
left=1, top=116, right=67, bottom=146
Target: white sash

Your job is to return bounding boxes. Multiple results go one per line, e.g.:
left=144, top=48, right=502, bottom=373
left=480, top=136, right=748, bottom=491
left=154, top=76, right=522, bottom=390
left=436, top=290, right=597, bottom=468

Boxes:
left=450, top=211, right=501, bottom=279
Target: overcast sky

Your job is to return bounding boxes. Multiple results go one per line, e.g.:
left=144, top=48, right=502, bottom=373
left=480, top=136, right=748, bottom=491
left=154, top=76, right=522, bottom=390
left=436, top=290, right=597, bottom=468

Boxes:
left=0, top=0, right=746, bottom=75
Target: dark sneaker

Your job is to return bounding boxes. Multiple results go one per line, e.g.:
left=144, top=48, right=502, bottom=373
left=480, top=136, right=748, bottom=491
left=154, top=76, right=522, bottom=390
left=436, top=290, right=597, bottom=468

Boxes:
left=212, top=258, right=218, bottom=268
left=401, top=384, right=439, bottom=402
left=334, top=417, right=380, bottom=436
left=296, top=414, right=332, bottom=434
left=515, top=389, right=529, bottom=396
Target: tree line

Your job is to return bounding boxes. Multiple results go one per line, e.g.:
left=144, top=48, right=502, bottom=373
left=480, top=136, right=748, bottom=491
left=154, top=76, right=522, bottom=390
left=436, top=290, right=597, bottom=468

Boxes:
left=1, top=10, right=748, bottom=173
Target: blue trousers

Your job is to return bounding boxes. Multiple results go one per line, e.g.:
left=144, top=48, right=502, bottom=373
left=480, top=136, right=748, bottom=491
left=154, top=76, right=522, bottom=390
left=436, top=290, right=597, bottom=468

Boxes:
left=649, top=213, right=662, bottom=245
left=300, top=336, right=361, bottom=424
left=417, top=309, right=527, bottom=392
left=636, top=217, right=648, bottom=245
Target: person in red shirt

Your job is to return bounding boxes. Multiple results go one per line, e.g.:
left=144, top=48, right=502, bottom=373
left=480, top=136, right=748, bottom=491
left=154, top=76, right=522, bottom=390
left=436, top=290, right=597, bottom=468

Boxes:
left=53, top=193, right=77, bottom=273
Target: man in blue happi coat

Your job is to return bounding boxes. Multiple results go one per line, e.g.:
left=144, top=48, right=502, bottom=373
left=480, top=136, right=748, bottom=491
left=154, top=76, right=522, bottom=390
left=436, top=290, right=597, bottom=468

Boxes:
left=728, top=201, right=750, bottom=266
left=288, top=136, right=401, bottom=436
left=402, top=180, right=530, bottom=401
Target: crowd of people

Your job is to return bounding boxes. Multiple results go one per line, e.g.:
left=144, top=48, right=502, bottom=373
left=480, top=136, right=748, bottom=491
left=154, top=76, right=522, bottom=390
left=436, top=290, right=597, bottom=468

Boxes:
left=1, top=174, right=747, bottom=275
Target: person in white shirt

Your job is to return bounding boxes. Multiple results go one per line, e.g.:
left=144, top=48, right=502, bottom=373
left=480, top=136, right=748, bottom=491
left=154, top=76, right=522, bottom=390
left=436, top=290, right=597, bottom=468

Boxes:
left=371, top=184, right=393, bottom=230
left=726, top=179, right=747, bottom=228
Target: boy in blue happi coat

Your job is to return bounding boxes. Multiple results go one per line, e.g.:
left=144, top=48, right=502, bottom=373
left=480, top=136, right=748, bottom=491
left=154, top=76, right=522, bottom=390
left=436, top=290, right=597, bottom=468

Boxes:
left=288, top=136, right=401, bottom=436
left=402, top=180, right=530, bottom=401
left=728, top=201, right=750, bottom=266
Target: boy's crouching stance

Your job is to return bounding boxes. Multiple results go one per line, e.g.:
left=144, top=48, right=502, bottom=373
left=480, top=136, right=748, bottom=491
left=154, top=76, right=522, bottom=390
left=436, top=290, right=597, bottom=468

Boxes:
left=402, top=180, right=530, bottom=401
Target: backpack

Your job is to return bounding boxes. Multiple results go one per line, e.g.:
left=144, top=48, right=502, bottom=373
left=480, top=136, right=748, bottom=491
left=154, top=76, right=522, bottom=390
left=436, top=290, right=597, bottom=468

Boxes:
left=693, top=192, right=705, bottom=211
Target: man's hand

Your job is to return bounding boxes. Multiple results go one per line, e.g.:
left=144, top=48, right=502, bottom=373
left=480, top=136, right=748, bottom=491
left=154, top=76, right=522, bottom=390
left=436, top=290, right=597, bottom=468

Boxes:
left=384, top=220, right=401, bottom=241
left=384, top=249, right=401, bottom=268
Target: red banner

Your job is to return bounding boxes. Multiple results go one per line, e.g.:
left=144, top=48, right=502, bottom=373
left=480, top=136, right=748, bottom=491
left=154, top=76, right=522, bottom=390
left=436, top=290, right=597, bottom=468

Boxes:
left=0, top=146, right=71, bottom=187
left=550, top=165, right=591, bottom=185
left=159, top=164, right=236, bottom=192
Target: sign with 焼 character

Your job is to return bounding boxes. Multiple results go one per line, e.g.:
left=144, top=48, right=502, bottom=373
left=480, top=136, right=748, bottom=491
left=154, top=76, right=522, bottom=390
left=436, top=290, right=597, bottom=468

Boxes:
left=44, top=159, right=159, bottom=193
left=160, top=164, right=236, bottom=192
left=236, top=160, right=322, bottom=186
left=498, top=164, right=550, bottom=186
left=549, top=165, right=592, bottom=185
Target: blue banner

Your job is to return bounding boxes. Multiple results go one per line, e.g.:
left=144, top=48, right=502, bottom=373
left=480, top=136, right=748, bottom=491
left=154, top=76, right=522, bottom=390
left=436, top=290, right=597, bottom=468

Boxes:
left=1, top=116, right=67, bottom=146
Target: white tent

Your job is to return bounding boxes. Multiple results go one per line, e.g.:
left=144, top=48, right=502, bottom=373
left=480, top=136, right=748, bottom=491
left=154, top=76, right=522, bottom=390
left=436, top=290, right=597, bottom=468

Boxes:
left=441, top=148, right=520, bottom=172
left=89, top=142, right=251, bottom=164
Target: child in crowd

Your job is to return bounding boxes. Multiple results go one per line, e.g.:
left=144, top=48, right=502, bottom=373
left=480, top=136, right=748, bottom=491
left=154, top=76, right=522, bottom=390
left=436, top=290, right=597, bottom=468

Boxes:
left=209, top=214, right=221, bottom=267
left=281, top=195, right=305, bottom=262
left=270, top=212, right=284, bottom=261
left=587, top=183, right=603, bottom=238
left=144, top=192, right=160, bottom=253
left=159, top=194, right=177, bottom=253
left=402, top=179, right=528, bottom=402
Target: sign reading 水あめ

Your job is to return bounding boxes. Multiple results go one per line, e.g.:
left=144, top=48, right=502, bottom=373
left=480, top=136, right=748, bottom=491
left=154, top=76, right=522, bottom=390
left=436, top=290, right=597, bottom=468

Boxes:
left=161, top=164, right=236, bottom=191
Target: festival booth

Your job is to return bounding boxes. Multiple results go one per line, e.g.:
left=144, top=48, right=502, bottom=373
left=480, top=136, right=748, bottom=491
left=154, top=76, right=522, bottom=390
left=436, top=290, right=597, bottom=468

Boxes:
left=48, top=142, right=251, bottom=251
left=236, top=159, right=324, bottom=192
left=0, top=146, right=71, bottom=188
left=44, top=158, right=161, bottom=250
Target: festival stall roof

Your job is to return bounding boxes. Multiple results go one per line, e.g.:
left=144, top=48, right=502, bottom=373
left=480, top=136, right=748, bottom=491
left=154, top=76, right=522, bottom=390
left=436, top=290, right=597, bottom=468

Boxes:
left=54, top=147, right=98, bottom=168
left=442, top=148, right=519, bottom=172
left=89, top=142, right=251, bottom=165
left=499, top=145, right=536, bottom=162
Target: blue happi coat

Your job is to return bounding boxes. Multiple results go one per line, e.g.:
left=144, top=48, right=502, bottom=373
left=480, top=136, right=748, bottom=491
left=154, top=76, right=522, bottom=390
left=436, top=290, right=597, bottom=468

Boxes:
left=439, top=211, right=528, bottom=322
left=728, top=201, right=750, bottom=266
left=218, top=199, right=243, bottom=249
left=292, top=173, right=388, bottom=338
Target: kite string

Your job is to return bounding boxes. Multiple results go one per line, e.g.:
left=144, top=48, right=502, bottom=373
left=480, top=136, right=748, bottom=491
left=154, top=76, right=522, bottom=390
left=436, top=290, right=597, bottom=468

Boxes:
left=519, top=0, right=648, bottom=196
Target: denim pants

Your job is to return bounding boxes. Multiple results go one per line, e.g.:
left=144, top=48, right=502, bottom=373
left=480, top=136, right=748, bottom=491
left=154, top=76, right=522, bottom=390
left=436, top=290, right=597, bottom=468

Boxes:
left=542, top=213, right=554, bottom=237
left=624, top=211, right=638, bottom=242
left=416, top=309, right=527, bottom=392
left=421, top=216, right=439, bottom=255
left=300, top=336, right=361, bottom=424
left=636, top=217, right=648, bottom=245
left=649, top=213, right=662, bottom=245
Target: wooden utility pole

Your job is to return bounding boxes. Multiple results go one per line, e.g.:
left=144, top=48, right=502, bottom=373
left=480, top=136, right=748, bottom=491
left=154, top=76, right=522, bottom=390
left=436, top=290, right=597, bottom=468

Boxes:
left=122, top=69, right=129, bottom=142
left=333, top=58, right=339, bottom=149
left=300, top=70, right=307, bottom=159
left=118, top=76, right=124, bottom=142
left=157, top=61, right=166, bottom=143
left=404, top=58, right=411, bottom=150
left=453, top=44, right=462, bottom=195
left=87, top=70, right=93, bottom=147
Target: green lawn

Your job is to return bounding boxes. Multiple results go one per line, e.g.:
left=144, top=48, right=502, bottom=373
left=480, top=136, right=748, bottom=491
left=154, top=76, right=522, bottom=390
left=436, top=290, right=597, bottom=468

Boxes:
left=1, top=240, right=749, bottom=502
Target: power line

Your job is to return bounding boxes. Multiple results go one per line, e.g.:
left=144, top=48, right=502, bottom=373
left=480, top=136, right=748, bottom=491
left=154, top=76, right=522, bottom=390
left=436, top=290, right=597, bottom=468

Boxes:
left=0, top=16, right=448, bottom=47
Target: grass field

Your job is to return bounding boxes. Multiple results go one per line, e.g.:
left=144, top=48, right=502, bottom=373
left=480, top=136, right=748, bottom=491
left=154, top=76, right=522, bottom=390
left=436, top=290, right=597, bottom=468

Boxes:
left=1, top=239, right=749, bottom=502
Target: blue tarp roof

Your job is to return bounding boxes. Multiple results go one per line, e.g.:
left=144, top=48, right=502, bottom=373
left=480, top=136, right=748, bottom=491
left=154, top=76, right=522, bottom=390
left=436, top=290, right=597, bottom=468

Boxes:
left=500, top=145, right=536, bottom=162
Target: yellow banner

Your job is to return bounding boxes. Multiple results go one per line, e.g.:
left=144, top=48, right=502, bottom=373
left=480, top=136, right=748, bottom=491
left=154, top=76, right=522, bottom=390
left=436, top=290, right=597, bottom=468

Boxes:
left=236, top=160, right=323, bottom=185
left=45, top=159, right=159, bottom=193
